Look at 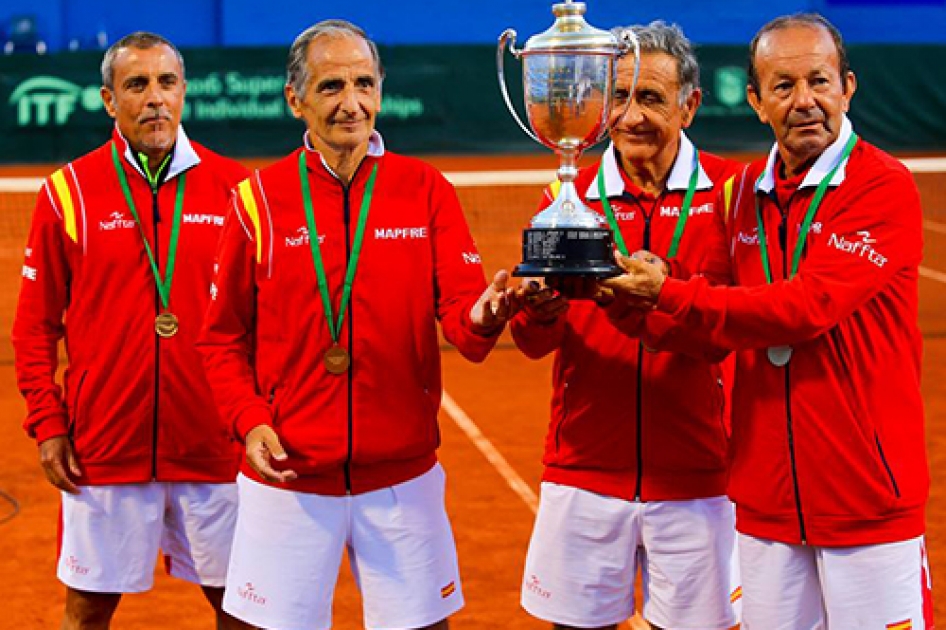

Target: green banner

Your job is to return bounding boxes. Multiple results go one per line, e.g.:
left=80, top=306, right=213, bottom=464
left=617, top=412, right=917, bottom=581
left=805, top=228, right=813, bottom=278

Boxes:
left=1, top=44, right=944, bottom=164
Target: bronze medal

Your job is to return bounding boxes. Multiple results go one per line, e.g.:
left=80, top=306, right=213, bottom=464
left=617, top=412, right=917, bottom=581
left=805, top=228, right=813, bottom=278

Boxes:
left=155, top=312, right=179, bottom=338
left=324, top=346, right=351, bottom=374
left=767, top=345, right=793, bottom=367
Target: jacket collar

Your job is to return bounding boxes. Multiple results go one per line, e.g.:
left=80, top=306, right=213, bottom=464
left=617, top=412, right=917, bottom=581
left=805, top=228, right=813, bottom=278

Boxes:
left=586, top=132, right=712, bottom=200
left=303, top=130, right=385, bottom=179
left=111, top=124, right=200, bottom=182
left=756, top=115, right=854, bottom=194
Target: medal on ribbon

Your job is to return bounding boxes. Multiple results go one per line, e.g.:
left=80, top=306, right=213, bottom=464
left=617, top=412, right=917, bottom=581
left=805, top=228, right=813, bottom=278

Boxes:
left=755, top=133, right=859, bottom=367
left=298, top=151, right=378, bottom=375
left=111, top=143, right=186, bottom=338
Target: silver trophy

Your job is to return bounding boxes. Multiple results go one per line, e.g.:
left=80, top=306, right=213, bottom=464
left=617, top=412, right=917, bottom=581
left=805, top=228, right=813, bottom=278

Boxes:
left=498, top=1, right=639, bottom=276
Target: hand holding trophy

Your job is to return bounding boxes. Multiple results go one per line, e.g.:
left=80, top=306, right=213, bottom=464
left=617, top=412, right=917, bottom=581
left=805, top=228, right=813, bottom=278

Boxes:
left=498, top=0, right=640, bottom=277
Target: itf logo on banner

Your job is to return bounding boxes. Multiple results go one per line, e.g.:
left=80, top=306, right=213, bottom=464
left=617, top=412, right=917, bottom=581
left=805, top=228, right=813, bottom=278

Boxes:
left=8, top=76, right=103, bottom=126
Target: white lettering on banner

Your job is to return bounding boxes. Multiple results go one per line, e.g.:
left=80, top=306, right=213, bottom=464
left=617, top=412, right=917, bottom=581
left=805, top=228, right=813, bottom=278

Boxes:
left=182, top=213, right=224, bottom=226
left=25, top=247, right=33, bottom=258
left=210, top=282, right=218, bottom=300
left=99, top=211, right=135, bottom=231
left=22, top=265, right=37, bottom=281
left=374, top=227, right=428, bottom=240
left=614, top=210, right=636, bottom=221
left=462, top=252, right=482, bottom=265
left=659, top=202, right=714, bottom=218
left=827, top=230, right=887, bottom=267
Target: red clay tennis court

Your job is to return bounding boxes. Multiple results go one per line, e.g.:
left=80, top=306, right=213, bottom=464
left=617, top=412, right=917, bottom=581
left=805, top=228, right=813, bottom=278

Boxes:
left=1, top=153, right=944, bottom=628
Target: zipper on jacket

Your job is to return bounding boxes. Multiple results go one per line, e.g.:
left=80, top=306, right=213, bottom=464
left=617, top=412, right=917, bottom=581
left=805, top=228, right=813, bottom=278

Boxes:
left=339, top=161, right=366, bottom=494
left=777, top=203, right=807, bottom=542
left=784, top=366, right=807, bottom=542
left=634, top=343, right=645, bottom=500
left=632, top=204, right=654, bottom=501
left=151, top=185, right=161, bottom=480
left=875, top=433, right=902, bottom=498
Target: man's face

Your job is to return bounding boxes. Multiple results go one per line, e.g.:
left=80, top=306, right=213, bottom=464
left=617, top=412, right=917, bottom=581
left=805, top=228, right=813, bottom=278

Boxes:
left=609, top=51, right=700, bottom=167
left=285, top=34, right=382, bottom=156
left=100, top=44, right=185, bottom=160
left=748, top=24, right=856, bottom=175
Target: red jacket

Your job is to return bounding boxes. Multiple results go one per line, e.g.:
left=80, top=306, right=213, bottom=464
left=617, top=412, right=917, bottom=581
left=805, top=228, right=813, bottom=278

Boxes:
left=511, top=136, right=741, bottom=501
left=198, top=135, right=498, bottom=496
left=13, top=128, right=247, bottom=484
left=655, top=120, right=928, bottom=546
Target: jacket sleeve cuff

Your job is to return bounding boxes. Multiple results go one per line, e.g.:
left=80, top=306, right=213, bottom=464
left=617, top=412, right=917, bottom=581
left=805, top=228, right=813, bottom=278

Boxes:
left=235, top=405, right=274, bottom=442
left=29, top=411, right=69, bottom=444
left=656, top=278, right=687, bottom=315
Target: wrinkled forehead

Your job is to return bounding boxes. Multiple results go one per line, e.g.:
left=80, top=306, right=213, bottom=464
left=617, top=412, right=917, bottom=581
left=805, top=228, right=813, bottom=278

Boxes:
left=616, top=52, right=680, bottom=88
left=755, top=24, right=840, bottom=67
left=306, top=34, right=379, bottom=78
left=112, top=44, right=183, bottom=82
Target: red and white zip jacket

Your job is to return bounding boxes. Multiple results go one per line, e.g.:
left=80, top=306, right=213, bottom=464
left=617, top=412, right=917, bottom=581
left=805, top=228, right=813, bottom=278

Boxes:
left=656, top=118, right=928, bottom=546
left=13, top=127, right=247, bottom=484
left=198, top=133, right=498, bottom=496
left=511, top=135, right=742, bottom=501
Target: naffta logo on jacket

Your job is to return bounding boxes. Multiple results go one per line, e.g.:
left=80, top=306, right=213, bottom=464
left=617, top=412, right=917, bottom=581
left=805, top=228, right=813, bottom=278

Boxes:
left=99, top=211, right=136, bottom=231
left=828, top=229, right=888, bottom=267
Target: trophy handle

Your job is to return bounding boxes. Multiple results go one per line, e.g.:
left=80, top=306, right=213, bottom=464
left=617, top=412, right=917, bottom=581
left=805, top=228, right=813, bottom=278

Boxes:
left=602, top=28, right=642, bottom=143
left=497, top=29, right=542, bottom=145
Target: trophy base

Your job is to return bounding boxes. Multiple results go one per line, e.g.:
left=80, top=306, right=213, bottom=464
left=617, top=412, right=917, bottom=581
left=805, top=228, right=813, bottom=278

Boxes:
left=512, top=262, right=622, bottom=277
left=512, top=227, right=621, bottom=278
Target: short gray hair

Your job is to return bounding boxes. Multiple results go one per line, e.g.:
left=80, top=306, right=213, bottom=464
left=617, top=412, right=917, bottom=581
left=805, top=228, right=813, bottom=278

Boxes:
left=613, top=21, right=699, bottom=105
left=101, top=31, right=185, bottom=90
left=286, top=20, right=384, bottom=96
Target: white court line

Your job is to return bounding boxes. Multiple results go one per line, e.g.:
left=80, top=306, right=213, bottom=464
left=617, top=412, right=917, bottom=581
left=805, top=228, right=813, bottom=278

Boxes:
left=2, top=158, right=945, bottom=191
left=442, top=391, right=640, bottom=629
left=920, top=266, right=946, bottom=284
left=924, top=219, right=946, bottom=235
left=441, top=390, right=539, bottom=514
left=902, top=157, right=946, bottom=172
left=444, top=170, right=554, bottom=187
left=0, top=177, right=42, bottom=192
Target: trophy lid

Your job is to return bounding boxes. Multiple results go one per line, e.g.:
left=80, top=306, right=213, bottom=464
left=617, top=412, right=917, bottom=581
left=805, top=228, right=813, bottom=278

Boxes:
left=523, top=1, right=621, bottom=55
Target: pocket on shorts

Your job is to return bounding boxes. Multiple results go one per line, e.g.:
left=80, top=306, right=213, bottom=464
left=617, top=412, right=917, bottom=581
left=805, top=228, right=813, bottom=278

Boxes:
left=389, top=465, right=446, bottom=528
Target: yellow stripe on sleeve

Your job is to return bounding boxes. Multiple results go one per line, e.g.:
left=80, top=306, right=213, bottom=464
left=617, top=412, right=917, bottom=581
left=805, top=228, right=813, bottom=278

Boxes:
left=722, top=175, right=735, bottom=222
left=50, top=169, right=77, bottom=243
left=237, top=179, right=262, bottom=262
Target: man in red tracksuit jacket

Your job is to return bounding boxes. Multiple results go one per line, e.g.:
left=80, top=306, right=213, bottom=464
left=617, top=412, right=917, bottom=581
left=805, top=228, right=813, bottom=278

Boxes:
left=197, top=20, right=514, bottom=630
left=604, top=14, right=934, bottom=629
left=12, top=32, right=249, bottom=629
left=512, top=22, right=742, bottom=630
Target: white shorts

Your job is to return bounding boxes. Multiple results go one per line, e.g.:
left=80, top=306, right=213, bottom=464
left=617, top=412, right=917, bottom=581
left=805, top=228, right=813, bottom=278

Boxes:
left=223, top=464, right=463, bottom=630
left=521, top=482, right=738, bottom=629
left=739, top=533, right=934, bottom=630
left=59, top=481, right=238, bottom=593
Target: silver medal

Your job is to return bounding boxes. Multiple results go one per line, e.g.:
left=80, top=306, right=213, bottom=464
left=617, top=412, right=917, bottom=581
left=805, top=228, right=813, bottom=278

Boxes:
left=767, top=345, right=793, bottom=367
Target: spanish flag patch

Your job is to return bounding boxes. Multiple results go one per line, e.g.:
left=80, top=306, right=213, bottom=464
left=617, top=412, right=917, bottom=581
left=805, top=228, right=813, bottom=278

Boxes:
left=886, top=619, right=912, bottom=630
left=440, top=581, right=456, bottom=598
left=50, top=167, right=80, bottom=243
left=730, top=586, right=743, bottom=603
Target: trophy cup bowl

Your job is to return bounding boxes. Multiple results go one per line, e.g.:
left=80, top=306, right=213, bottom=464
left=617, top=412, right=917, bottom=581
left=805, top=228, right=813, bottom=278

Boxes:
left=498, top=1, right=639, bottom=277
